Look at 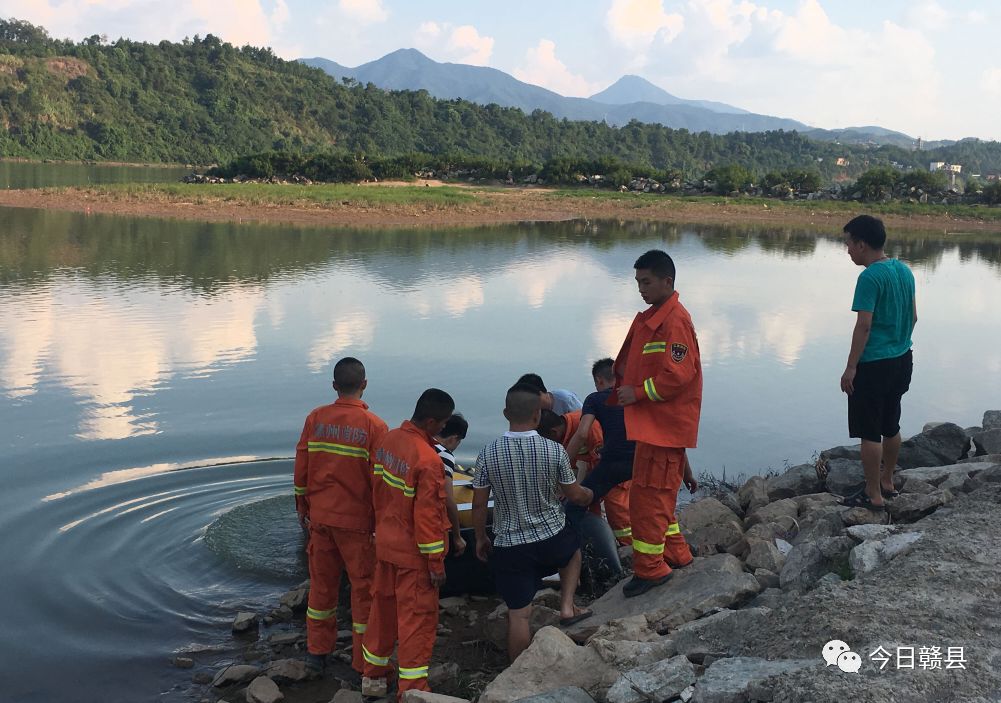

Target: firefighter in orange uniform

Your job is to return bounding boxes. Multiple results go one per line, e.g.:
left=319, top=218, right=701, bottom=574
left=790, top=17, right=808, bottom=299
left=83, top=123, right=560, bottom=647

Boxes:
left=294, top=357, right=389, bottom=674
left=612, top=250, right=703, bottom=598
left=361, top=388, right=455, bottom=700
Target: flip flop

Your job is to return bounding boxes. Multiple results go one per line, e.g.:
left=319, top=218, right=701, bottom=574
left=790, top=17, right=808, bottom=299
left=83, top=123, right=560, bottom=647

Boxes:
left=881, top=487, right=900, bottom=499
left=840, top=490, right=886, bottom=512
left=559, top=609, right=593, bottom=627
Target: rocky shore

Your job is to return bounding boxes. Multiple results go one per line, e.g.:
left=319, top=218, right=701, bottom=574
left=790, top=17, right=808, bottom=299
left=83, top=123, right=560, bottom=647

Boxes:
left=185, top=412, right=1001, bottom=703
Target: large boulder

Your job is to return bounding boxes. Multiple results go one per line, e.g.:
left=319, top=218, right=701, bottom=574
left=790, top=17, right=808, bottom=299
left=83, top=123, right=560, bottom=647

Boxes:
left=849, top=532, right=923, bottom=575
left=743, top=498, right=798, bottom=530
left=972, top=428, right=1001, bottom=456
left=670, top=608, right=771, bottom=657
left=690, top=657, right=817, bottom=703
left=887, top=491, right=949, bottom=522
left=736, top=476, right=769, bottom=513
left=264, top=658, right=308, bottom=683
left=605, top=656, right=696, bottom=703
left=678, top=498, right=745, bottom=554
left=245, top=676, right=283, bottom=703
left=565, top=555, right=760, bottom=639
left=510, top=688, right=592, bottom=703
left=823, top=459, right=864, bottom=496
left=232, top=612, right=258, bottom=634
left=791, top=510, right=844, bottom=546
left=818, top=444, right=861, bottom=462
left=898, top=462, right=995, bottom=486
left=779, top=537, right=854, bottom=591
left=896, top=423, right=968, bottom=468
left=588, top=638, right=677, bottom=670
left=479, top=627, right=617, bottom=703
left=745, top=541, right=786, bottom=574
left=212, top=664, right=261, bottom=687
left=764, top=464, right=822, bottom=501
left=982, top=410, right=1001, bottom=430
left=588, top=615, right=660, bottom=643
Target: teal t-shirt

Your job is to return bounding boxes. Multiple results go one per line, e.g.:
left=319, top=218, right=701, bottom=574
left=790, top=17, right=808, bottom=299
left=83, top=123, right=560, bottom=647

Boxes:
left=852, top=258, right=915, bottom=363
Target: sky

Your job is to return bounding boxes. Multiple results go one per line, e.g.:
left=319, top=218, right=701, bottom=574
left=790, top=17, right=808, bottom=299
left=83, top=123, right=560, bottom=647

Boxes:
left=6, top=0, right=1001, bottom=141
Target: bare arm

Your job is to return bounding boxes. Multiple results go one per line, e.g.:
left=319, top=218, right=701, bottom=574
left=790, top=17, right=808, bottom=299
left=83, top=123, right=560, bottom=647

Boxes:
left=564, top=414, right=596, bottom=470
left=559, top=480, right=594, bottom=507
left=444, top=475, right=466, bottom=557
left=841, top=310, right=873, bottom=395
left=472, top=486, right=492, bottom=562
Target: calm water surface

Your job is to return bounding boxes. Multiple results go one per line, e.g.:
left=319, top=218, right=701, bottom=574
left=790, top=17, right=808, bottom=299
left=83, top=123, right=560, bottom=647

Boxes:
left=2, top=206, right=1000, bottom=701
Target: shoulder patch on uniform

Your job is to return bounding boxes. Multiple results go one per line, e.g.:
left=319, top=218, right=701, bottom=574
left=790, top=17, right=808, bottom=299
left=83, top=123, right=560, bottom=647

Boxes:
left=671, top=343, right=688, bottom=363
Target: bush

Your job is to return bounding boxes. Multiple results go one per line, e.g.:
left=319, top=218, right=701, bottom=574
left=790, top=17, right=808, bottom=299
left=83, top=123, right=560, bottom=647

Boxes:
left=983, top=181, right=1001, bottom=205
left=898, top=169, right=948, bottom=193
left=705, top=164, right=754, bottom=194
left=855, top=167, right=900, bottom=201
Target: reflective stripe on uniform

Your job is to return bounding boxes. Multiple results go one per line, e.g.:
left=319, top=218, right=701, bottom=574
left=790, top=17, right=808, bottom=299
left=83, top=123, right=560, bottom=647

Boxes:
left=418, top=540, right=445, bottom=554
left=293, top=485, right=307, bottom=496
left=373, top=463, right=384, bottom=476
left=399, top=665, right=429, bottom=680
left=307, top=441, right=369, bottom=459
left=643, top=377, right=665, bottom=402
left=352, top=621, right=367, bottom=634
left=381, top=469, right=416, bottom=497
left=307, top=606, right=335, bottom=620
left=632, top=538, right=665, bottom=555
left=613, top=527, right=633, bottom=538
left=642, top=341, right=667, bottom=354
left=362, top=644, right=389, bottom=667
left=665, top=522, right=681, bottom=536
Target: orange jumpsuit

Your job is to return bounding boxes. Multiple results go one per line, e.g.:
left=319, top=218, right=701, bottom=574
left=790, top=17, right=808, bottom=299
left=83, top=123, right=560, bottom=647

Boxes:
left=362, top=421, right=450, bottom=698
left=294, top=397, right=388, bottom=672
left=613, top=291, right=702, bottom=579
left=561, top=411, right=632, bottom=544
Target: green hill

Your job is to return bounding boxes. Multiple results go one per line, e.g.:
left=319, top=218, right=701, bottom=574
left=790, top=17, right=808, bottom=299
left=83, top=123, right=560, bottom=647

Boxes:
left=2, top=18, right=1000, bottom=180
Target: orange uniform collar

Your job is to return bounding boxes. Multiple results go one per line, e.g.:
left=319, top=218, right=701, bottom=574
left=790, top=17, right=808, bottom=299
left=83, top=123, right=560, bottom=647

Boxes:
left=641, top=291, right=680, bottom=330
left=334, top=397, right=370, bottom=410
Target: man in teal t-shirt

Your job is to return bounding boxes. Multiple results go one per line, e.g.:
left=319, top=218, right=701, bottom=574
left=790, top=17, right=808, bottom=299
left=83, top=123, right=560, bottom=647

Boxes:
left=839, top=215, right=916, bottom=512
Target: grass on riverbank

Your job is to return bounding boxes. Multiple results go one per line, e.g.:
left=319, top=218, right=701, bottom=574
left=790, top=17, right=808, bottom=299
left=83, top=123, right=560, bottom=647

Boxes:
left=79, top=182, right=482, bottom=208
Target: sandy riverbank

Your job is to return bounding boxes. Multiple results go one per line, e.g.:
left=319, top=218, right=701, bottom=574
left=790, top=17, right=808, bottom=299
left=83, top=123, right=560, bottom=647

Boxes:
left=2, top=183, right=1001, bottom=233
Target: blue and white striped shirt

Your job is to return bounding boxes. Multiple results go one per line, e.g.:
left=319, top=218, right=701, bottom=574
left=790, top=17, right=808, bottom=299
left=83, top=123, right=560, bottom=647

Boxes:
left=472, top=430, right=575, bottom=547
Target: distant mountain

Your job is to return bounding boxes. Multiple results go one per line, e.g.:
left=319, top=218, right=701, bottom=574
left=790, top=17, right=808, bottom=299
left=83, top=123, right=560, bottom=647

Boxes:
left=589, top=75, right=749, bottom=115
left=300, top=49, right=806, bottom=135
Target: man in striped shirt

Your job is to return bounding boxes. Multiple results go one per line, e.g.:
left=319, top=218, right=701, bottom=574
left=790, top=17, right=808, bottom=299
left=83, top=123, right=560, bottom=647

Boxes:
left=434, top=413, right=469, bottom=557
left=471, top=382, right=594, bottom=661
left=293, top=357, right=388, bottom=675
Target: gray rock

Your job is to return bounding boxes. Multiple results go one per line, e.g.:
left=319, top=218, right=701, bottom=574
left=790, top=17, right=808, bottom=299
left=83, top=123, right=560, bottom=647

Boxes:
left=212, top=664, right=261, bottom=687
left=279, top=588, right=307, bottom=612
left=814, top=573, right=843, bottom=588
left=606, top=655, right=697, bottom=703
left=680, top=685, right=695, bottom=702
left=588, top=638, right=677, bottom=670
left=565, top=554, right=760, bottom=638
left=232, top=612, right=258, bottom=634
left=958, top=454, right=1001, bottom=464
left=845, top=524, right=898, bottom=542
left=510, top=688, right=592, bottom=703
left=744, top=522, right=778, bottom=543
left=779, top=537, right=854, bottom=591
left=264, top=658, right=308, bottom=683
left=267, top=632, right=304, bottom=646
left=887, top=492, right=946, bottom=522
left=716, top=491, right=744, bottom=519
left=899, top=462, right=995, bottom=486
left=429, top=662, right=460, bottom=688
left=792, top=492, right=841, bottom=512
left=897, top=423, right=968, bottom=468
left=922, top=421, right=946, bottom=432
left=678, top=498, right=745, bottom=554
left=670, top=608, right=771, bottom=657
left=438, top=596, right=468, bottom=615
left=849, top=532, right=923, bottom=575
left=764, top=464, right=822, bottom=501
left=983, top=410, right=1001, bottom=430
left=938, top=470, right=974, bottom=494
left=753, top=569, right=779, bottom=590
left=972, top=464, right=1001, bottom=484
left=530, top=589, right=561, bottom=611
left=736, top=476, right=769, bottom=512
left=691, top=657, right=817, bottom=703
left=973, top=428, right=1001, bottom=456
left=744, top=588, right=785, bottom=610
left=745, top=541, right=785, bottom=574
left=333, top=691, right=364, bottom=703
left=823, top=459, right=864, bottom=496
left=245, top=676, right=283, bottom=703
left=479, top=627, right=618, bottom=703
left=791, top=511, right=843, bottom=545
left=901, top=477, right=936, bottom=494
left=819, top=444, right=861, bottom=462
left=744, top=499, right=798, bottom=530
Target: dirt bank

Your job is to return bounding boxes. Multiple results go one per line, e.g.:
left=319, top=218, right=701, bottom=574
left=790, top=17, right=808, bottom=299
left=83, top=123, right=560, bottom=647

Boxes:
left=2, top=185, right=1001, bottom=233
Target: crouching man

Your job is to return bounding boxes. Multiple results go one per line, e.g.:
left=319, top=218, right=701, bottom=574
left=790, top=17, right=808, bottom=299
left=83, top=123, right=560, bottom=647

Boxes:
left=471, top=382, right=594, bottom=662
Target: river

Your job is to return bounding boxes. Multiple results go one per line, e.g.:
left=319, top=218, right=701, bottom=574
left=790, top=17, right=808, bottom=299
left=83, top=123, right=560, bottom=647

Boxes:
left=1, top=175, right=1000, bottom=700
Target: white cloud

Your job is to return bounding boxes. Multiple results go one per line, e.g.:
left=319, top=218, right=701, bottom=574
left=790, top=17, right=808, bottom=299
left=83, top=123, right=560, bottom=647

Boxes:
left=513, top=39, right=600, bottom=97
left=983, top=67, right=1001, bottom=95
left=414, top=22, right=494, bottom=65
left=338, top=0, right=388, bottom=25
left=606, top=0, right=684, bottom=48
left=903, top=0, right=951, bottom=31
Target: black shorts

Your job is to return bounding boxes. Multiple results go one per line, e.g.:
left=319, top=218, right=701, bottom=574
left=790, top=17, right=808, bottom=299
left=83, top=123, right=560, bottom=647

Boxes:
left=848, top=350, right=913, bottom=442
left=489, top=525, right=579, bottom=610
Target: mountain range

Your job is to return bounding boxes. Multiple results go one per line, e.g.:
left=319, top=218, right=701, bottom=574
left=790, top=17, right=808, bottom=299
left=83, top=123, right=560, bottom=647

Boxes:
left=300, top=49, right=937, bottom=148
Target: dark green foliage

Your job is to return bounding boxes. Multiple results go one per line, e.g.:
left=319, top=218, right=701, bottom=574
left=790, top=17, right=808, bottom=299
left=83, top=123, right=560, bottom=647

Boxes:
left=2, top=17, right=1001, bottom=183
left=705, top=164, right=754, bottom=193
left=898, top=169, right=948, bottom=193
left=983, top=181, right=1001, bottom=205
left=854, top=167, right=900, bottom=201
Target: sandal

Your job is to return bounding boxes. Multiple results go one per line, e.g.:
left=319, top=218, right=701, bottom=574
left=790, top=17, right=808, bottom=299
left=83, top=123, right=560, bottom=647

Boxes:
left=880, top=487, right=900, bottom=499
left=840, top=490, right=886, bottom=511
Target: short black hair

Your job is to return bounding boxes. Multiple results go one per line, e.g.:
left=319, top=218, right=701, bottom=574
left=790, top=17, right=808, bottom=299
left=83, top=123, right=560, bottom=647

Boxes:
left=440, top=413, right=468, bottom=440
left=843, top=215, right=887, bottom=250
left=333, top=357, right=366, bottom=392
left=634, top=250, right=676, bottom=281
left=412, top=388, right=455, bottom=423
left=505, top=382, right=542, bottom=423
left=517, top=373, right=547, bottom=393
left=591, top=357, right=615, bottom=382
left=537, top=408, right=566, bottom=439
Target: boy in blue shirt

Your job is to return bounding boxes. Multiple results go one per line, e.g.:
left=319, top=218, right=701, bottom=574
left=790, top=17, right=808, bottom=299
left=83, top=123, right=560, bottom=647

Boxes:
left=840, top=215, right=917, bottom=512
